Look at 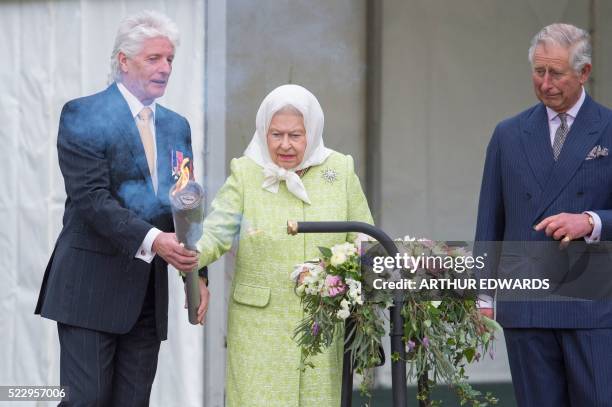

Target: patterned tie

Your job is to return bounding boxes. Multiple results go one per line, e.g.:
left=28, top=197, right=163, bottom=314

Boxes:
left=552, top=113, right=568, bottom=161
left=136, top=107, right=156, bottom=186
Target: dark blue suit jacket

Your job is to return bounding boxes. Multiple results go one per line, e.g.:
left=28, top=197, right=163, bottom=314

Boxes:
left=35, top=83, right=194, bottom=340
left=475, top=94, right=612, bottom=328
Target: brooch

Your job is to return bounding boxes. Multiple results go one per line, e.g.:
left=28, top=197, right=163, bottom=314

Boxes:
left=321, top=168, right=338, bottom=184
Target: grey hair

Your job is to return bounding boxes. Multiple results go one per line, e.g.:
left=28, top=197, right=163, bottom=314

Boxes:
left=109, top=10, right=180, bottom=84
left=528, top=23, right=591, bottom=72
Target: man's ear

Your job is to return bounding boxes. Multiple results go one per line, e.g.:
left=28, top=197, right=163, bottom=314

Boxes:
left=580, top=63, right=592, bottom=85
left=118, top=52, right=129, bottom=73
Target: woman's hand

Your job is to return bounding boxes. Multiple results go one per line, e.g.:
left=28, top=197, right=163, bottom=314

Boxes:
left=184, top=276, right=210, bottom=325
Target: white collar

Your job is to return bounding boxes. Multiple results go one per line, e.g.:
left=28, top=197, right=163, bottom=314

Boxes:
left=546, top=87, right=585, bottom=121
left=117, top=82, right=156, bottom=120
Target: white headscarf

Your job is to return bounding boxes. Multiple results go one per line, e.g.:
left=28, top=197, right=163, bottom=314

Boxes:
left=244, top=84, right=332, bottom=204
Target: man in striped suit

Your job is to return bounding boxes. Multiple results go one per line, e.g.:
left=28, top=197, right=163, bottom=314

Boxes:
left=476, top=23, right=612, bottom=406
left=35, top=11, right=208, bottom=406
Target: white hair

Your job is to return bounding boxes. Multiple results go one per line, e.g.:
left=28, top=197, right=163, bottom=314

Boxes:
left=109, top=10, right=180, bottom=84
left=528, top=23, right=591, bottom=72
left=274, top=104, right=304, bottom=117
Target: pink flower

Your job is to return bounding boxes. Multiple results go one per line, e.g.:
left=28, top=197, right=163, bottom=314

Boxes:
left=325, top=275, right=346, bottom=297
left=312, top=322, right=320, bottom=336
left=418, top=238, right=436, bottom=249
left=422, top=336, right=430, bottom=348
left=354, top=233, right=371, bottom=255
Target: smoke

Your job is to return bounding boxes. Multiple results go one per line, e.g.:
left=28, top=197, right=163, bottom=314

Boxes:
left=59, top=89, right=200, bottom=223
left=116, top=179, right=167, bottom=221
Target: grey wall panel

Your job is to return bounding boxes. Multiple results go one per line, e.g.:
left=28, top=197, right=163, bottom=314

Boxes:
left=226, top=0, right=367, bottom=178
left=379, top=0, right=592, bottom=240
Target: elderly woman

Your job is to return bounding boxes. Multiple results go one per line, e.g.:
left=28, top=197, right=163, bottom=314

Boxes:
left=196, top=84, right=373, bottom=406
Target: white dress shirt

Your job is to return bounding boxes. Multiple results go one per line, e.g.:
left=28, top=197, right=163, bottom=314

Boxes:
left=545, top=87, right=601, bottom=243
left=117, top=82, right=162, bottom=263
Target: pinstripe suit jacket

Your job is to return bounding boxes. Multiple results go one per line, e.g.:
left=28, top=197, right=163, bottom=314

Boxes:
left=475, top=94, right=612, bottom=328
left=35, top=83, right=193, bottom=340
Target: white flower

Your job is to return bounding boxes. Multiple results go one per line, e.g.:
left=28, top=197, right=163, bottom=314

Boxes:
left=331, top=242, right=357, bottom=257
left=337, top=299, right=351, bottom=320
left=345, top=278, right=363, bottom=305
left=344, top=242, right=358, bottom=256
left=331, top=244, right=346, bottom=256
left=430, top=300, right=442, bottom=308
left=330, top=252, right=347, bottom=266
left=337, top=308, right=350, bottom=320
left=346, top=278, right=361, bottom=290
left=291, top=264, right=308, bottom=283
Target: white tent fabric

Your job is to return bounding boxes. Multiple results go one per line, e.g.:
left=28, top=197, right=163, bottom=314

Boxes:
left=0, top=1, right=206, bottom=406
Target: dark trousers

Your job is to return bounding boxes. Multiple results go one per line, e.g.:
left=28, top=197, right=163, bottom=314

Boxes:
left=504, top=328, right=612, bottom=407
left=58, top=270, right=160, bottom=407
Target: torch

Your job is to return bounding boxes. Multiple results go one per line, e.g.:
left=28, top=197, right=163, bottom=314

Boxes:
left=169, top=158, right=204, bottom=325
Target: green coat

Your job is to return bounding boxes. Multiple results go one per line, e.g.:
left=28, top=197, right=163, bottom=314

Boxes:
left=197, top=151, right=373, bottom=406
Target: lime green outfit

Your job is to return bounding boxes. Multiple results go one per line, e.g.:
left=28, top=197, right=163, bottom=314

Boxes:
left=197, top=151, right=373, bottom=406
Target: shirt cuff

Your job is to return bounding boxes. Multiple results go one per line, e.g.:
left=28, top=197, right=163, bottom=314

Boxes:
left=477, top=294, right=494, bottom=309
left=135, top=228, right=162, bottom=263
left=584, top=211, right=602, bottom=243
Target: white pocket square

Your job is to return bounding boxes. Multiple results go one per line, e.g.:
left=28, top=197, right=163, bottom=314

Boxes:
left=585, top=145, right=609, bottom=160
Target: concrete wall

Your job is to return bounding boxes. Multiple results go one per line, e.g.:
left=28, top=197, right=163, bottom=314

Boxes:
left=225, top=0, right=368, bottom=178
left=378, top=0, right=595, bottom=240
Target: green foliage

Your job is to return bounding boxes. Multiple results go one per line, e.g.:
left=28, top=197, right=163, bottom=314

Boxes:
left=294, top=239, right=501, bottom=405
left=399, top=239, right=499, bottom=405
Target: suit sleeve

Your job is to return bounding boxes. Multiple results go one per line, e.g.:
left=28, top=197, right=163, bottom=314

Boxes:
left=346, top=155, right=374, bottom=242
left=593, top=210, right=612, bottom=241
left=57, top=101, right=152, bottom=256
left=474, top=126, right=505, bottom=295
left=196, top=158, right=244, bottom=268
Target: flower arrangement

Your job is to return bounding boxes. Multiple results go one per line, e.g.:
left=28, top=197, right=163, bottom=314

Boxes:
left=291, top=242, right=386, bottom=393
left=292, top=237, right=502, bottom=406
left=398, top=237, right=500, bottom=405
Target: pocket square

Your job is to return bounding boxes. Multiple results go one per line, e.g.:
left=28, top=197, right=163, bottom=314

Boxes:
left=585, top=145, right=609, bottom=160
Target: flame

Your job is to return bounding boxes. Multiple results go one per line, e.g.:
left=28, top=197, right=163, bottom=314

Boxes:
left=172, top=158, right=191, bottom=195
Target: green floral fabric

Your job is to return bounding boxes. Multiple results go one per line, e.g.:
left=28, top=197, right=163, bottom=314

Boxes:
left=197, top=151, right=373, bottom=406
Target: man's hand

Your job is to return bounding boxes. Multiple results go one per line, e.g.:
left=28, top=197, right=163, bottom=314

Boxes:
left=184, top=276, right=209, bottom=325
left=534, top=212, right=594, bottom=247
left=152, top=232, right=199, bottom=272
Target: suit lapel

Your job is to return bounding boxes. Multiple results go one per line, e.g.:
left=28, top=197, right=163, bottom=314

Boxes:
left=155, top=106, right=174, bottom=207
left=533, top=95, right=605, bottom=222
left=520, top=104, right=555, bottom=190
left=106, top=84, right=156, bottom=194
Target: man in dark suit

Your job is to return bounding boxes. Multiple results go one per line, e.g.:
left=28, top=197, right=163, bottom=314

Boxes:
left=476, top=23, right=612, bottom=406
left=35, top=10, right=209, bottom=406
